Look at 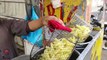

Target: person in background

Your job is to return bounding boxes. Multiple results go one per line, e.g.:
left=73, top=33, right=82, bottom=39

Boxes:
left=0, top=16, right=65, bottom=60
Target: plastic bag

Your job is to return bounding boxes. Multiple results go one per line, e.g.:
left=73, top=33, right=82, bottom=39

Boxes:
left=22, top=6, right=43, bottom=47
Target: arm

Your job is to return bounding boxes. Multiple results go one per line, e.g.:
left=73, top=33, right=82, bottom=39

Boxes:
left=28, top=16, right=64, bottom=31
left=3, top=16, right=64, bottom=36
left=28, top=16, right=66, bottom=31
left=28, top=17, right=44, bottom=31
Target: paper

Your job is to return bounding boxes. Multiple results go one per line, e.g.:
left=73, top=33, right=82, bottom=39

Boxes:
left=51, top=0, right=61, bottom=8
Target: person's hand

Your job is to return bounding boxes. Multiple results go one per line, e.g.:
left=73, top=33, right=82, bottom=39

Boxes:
left=42, top=16, right=65, bottom=26
left=42, top=16, right=72, bottom=32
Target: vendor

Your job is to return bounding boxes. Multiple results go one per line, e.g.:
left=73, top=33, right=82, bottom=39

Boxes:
left=0, top=16, right=65, bottom=60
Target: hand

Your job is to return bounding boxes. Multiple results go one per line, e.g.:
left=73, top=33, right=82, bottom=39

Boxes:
left=42, top=16, right=72, bottom=32
left=42, top=16, right=65, bottom=26
left=48, top=20, right=72, bottom=32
